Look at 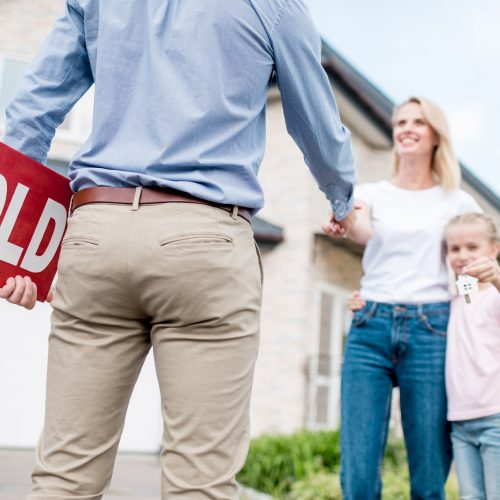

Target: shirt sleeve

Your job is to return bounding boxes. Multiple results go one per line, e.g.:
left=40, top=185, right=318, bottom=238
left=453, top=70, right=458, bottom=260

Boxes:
left=3, top=0, right=93, bottom=164
left=270, top=0, right=355, bottom=221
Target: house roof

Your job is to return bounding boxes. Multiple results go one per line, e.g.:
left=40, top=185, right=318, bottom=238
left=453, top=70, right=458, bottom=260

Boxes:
left=320, top=40, right=500, bottom=211
left=252, top=216, right=284, bottom=246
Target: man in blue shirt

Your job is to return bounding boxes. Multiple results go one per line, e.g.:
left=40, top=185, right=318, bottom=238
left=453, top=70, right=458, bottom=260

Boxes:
left=1, top=0, right=356, bottom=498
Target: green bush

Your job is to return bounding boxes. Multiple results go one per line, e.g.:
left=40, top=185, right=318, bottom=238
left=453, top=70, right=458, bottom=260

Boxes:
left=276, top=464, right=460, bottom=500
left=381, top=466, right=410, bottom=500
left=288, top=472, right=342, bottom=500
left=287, top=469, right=460, bottom=500
left=445, top=474, right=460, bottom=500
left=382, top=435, right=407, bottom=468
left=287, top=470, right=407, bottom=500
left=237, top=430, right=341, bottom=497
left=238, top=430, right=459, bottom=499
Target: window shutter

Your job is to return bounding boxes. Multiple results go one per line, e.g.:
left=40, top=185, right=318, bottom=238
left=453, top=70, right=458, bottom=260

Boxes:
left=307, top=284, right=350, bottom=429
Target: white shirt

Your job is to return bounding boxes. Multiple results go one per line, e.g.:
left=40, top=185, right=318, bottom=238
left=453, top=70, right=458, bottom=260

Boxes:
left=356, top=180, right=481, bottom=303
left=446, top=286, right=500, bottom=421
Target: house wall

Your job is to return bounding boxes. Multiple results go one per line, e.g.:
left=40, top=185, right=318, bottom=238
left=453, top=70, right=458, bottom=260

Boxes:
left=250, top=95, right=317, bottom=435
left=1, top=1, right=498, bottom=450
left=257, top=92, right=499, bottom=435
left=0, top=0, right=63, bottom=58
left=254, top=94, right=394, bottom=435
left=0, top=1, right=163, bottom=452
left=0, top=0, right=91, bottom=159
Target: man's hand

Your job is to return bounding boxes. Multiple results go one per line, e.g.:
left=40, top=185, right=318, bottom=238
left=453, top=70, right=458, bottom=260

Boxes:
left=0, top=276, right=40, bottom=310
left=322, top=205, right=359, bottom=238
left=463, top=257, right=500, bottom=291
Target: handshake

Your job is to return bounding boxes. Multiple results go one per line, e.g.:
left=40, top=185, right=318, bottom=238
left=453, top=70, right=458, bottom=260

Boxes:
left=322, top=203, right=368, bottom=243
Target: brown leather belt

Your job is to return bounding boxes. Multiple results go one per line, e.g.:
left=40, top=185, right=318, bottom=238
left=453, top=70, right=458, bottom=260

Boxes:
left=71, top=187, right=251, bottom=223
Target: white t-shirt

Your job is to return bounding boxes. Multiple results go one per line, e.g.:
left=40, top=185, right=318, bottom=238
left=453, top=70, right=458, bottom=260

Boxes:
left=446, top=286, right=500, bottom=421
left=355, top=180, right=481, bottom=303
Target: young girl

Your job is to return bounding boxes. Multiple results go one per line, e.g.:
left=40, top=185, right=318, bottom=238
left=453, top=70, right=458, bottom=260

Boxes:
left=348, top=212, right=500, bottom=498
left=445, top=212, right=500, bottom=499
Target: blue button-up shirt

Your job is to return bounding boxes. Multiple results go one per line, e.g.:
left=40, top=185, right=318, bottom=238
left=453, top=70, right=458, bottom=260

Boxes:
left=4, top=0, right=355, bottom=219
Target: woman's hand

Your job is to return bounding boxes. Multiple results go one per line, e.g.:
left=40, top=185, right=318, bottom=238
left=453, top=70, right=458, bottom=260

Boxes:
left=463, top=256, right=500, bottom=291
left=322, top=207, right=358, bottom=238
left=347, top=290, right=365, bottom=313
left=323, top=200, right=373, bottom=245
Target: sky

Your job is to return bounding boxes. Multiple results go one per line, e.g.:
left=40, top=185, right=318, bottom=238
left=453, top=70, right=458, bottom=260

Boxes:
left=307, top=0, right=500, bottom=197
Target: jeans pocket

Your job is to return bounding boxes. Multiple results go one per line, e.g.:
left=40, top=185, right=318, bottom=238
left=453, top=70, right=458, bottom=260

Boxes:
left=418, top=312, right=449, bottom=337
left=351, top=304, right=372, bottom=328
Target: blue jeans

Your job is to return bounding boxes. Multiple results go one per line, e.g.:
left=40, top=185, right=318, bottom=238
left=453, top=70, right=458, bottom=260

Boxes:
left=340, top=301, right=452, bottom=500
left=451, top=413, right=500, bottom=499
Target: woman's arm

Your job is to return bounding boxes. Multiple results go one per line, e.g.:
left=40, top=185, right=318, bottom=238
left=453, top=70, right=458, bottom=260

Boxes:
left=345, top=199, right=373, bottom=245
left=323, top=199, right=373, bottom=245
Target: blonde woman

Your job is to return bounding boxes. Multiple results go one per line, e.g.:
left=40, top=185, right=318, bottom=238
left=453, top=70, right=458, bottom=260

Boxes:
left=323, top=97, right=482, bottom=499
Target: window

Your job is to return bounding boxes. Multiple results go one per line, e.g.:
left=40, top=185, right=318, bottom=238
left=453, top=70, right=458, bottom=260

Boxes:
left=307, top=283, right=352, bottom=429
left=56, top=85, right=94, bottom=141
left=0, top=58, right=29, bottom=121
left=0, top=56, right=93, bottom=141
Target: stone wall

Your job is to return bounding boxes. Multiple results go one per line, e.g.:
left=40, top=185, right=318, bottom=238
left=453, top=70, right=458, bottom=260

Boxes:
left=0, top=0, right=64, bottom=58
left=1, top=1, right=497, bottom=441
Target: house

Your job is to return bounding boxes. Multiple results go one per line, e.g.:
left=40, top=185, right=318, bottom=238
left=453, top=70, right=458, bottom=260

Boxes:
left=253, top=43, right=499, bottom=436
left=1, top=1, right=498, bottom=451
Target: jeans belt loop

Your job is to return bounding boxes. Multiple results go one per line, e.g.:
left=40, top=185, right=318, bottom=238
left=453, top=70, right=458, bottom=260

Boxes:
left=417, top=303, right=424, bottom=319
left=368, top=301, right=377, bottom=317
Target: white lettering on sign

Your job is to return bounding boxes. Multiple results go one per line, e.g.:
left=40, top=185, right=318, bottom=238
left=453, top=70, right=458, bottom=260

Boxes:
left=21, top=199, right=67, bottom=273
left=0, top=173, right=67, bottom=273
left=0, top=177, right=28, bottom=265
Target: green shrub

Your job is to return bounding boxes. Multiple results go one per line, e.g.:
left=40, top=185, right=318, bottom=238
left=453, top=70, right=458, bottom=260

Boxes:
left=287, top=470, right=408, bottom=500
left=282, top=469, right=458, bottom=500
left=288, top=472, right=342, bottom=500
left=381, top=466, right=410, bottom=499
left=382, top=435, right=407, bottom=468
left=445, top=473, right=460, bottom=500
left=237, top=430, right=341, bottom=497
left=238, top=429, right=458, bottom=499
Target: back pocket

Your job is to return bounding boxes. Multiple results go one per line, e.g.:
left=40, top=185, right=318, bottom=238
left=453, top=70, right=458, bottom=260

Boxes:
left=61, top=235, right=100, bottom=250
left=160, top=232, right=233, bottom=247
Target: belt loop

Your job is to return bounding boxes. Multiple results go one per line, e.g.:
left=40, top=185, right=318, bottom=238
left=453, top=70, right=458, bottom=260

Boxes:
left=68, top=194, right=75, bottom=217
left=417, top=303, right=424, bottom=318
left=131, top=187, right=142, bottom=211
left=231, top=205, right=238, bottom=220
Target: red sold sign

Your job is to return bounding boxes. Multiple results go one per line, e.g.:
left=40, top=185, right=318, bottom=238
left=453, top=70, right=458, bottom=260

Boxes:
left=0, top=142, right=73, bottom=301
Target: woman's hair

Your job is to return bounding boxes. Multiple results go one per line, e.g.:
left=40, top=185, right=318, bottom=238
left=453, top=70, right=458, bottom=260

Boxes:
left=446, top=212, right=499, bottom=243
left=391, top=96, right=461, bottom=191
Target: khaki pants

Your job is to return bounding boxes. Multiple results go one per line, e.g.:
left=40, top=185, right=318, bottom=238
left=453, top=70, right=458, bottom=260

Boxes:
left=29, top=202, right=262, bottom=500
